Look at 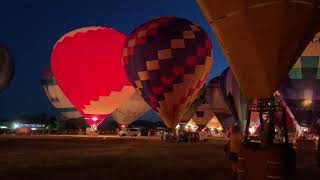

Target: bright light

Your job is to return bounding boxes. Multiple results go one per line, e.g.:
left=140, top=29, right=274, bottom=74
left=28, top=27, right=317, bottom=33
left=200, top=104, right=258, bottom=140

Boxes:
left=121, top=125, right=126, bottom=128
left=175, top=124, right=180, bottom=129
left=0, top=126, right=8, bottom=129
left=12, top=123, right=19, bottom=129
left=249, top=127, right=256, bottom=134
left=31, top=128, right=37, bottom=131
left=92, top=117, right=98, bottom=121
left=303, top=99, right=312, bottom=106
left=185, top=126, right=189, bottom=130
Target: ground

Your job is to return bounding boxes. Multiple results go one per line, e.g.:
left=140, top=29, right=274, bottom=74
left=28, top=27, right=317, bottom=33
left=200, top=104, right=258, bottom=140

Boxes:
left=0, top=135, right=318, bottom=180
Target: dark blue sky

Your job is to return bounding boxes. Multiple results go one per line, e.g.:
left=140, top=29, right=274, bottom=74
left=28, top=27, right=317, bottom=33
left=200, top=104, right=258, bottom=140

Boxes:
left=0, top=0, right=228, bottom=118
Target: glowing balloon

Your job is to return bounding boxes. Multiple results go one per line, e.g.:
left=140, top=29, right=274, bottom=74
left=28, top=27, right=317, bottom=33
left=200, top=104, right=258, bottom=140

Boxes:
left=51, top=26, right=135, bottom=129
left=41, top=65, right=82, bottom=119
left=196, top=0, right=320, bottom=98
left=279, top=32, right=320, bottom=127
left=206, top=115, right=223, bottom=130
left=122, top=17, right=213, bottom=128
left=111, top=91, right=150, bottom=125
left=207, top=76, right=230, bottom=113
left=192, top=103, right=215, bottom=127
left=0, top=46, right=14, bottom=93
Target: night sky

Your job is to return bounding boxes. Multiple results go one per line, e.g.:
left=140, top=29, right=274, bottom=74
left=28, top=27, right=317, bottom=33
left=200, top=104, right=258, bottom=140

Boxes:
left=0, top=0, right=228, bottom=118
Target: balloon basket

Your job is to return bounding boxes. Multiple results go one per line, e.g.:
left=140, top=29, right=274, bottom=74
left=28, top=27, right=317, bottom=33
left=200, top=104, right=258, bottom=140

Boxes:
left=237, top=142, right=296, bottom=180
left=87, top=131, right=98, bottom=136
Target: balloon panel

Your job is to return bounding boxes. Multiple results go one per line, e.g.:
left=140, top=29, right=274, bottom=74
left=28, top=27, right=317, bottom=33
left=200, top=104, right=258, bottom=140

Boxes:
left=111, top=91, right=150, bottom=125
left=41, top=65, right=82, bottom=119
left=215, top=112, right=234, bottom=131
left=196, top=0, right=320, bottom=98
left=51, top=26, right=134, bottom=126
left=0, top=46, right=14, bottom=93
left=123, top=17, right=213, bottom=128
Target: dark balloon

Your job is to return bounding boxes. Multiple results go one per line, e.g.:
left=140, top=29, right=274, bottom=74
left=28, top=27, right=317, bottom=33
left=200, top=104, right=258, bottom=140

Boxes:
left=279, top=33, right=320, bottom=127
left=122, top=16, right=213, bottom=128
left=0, top=46, right=14, bottom=93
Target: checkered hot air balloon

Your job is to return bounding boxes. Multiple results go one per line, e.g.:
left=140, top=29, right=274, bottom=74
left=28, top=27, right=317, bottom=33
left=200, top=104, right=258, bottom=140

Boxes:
left=279, top=32, right=320, bottom=127
left=122, top=17, right=213, bottom=128
left=51, top=26, right=135, bottom=131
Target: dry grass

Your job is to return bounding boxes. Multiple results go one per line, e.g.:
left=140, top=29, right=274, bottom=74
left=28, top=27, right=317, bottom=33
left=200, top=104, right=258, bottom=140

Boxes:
left=0, top=135, right=318, bottom=180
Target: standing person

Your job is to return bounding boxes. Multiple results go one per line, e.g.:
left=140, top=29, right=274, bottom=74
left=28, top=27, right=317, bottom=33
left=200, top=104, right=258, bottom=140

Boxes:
left=228, top=125, right=243, bottom=178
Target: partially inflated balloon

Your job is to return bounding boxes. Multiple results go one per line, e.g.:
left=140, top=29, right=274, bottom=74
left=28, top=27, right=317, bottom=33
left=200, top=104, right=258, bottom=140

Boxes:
left=111, top=91, right=150, bottom=125
left=181, top=85, right=206, bottom=123
left=51, top=26, right=135, bottom=129
left=279, top=32, right=320, bottom=127
left=0, top=46, right=14, bottom=93
left=196, top=0, right=320, bottom=98
left=206, top=115, right=223, bottom=130
left=220, top=68, right=248, bottom=129
left=41, top=65, right=82, bottom=119
left=207, top=76, right=230, bottom=113
left=192, top=103, right=215, bottom=128
left=122, top=17, right=213, bottom=128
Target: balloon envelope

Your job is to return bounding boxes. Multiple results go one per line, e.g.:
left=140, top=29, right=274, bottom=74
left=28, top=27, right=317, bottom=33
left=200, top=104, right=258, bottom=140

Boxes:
left=207, top=76, right=230, bottom=113
left=0, top=46, right=14, bottom=93
left=220, top=68, right=248, bottom=129
left=279, top=32, right=320, bottom=127
left=181, top=85, right=206, bottom=123
left=196, top=0, right=320, bottom=98
left=192, top=103, right=215, bottom=126
left=122, top=17, right=213, bottom=128
left=41, top=65, right=82, bottom=119
left=111, top=91, right=150, bottom=125
left=51, top=26, right=134, bottom=127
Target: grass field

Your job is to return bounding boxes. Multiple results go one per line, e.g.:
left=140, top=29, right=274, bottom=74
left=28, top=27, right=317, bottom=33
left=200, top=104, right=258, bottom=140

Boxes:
left=0, top=135, right=318, bottom=180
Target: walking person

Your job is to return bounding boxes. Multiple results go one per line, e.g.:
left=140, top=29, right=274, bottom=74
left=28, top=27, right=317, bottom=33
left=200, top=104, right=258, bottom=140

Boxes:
left=228, top=125, right=243, bottom=178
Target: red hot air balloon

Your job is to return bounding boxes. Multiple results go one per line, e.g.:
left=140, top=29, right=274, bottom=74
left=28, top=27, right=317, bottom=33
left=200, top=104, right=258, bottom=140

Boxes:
left=51, top=26, right=135, bottom=131
left=122, top=17, right=213, bottom=128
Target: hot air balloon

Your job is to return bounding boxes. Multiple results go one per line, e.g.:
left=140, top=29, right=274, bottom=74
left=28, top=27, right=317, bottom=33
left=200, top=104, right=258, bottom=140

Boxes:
left=122, top=17, right=213, bottom=129
left=207, top=76, right=230, bottom=113
left=215, top=113, right=234, bottom=132
left=111, top=91, right=150, bottom=126
left=206, top=115, right=223, bottom=131
left=220, top=68, right=248, bottom=130
left=279, top=32, right=320, bottom=127
left=196, top=0, right=320, bottom=98
left=0, top=45, right=14, bottom=93
left=51, top=26, right=135, bottom=131
left=41, top=65, right=82, bottom=119
left=192, top=103, right=216, bottom=129
left=181, top=85, right=206, bottom=123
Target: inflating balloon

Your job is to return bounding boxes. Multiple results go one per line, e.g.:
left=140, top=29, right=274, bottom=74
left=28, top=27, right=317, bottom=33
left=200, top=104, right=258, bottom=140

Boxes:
left=41, top=65, right=82, bottom=119
left=181, top=85, right=206, bottom=123
left=0, top=45, right=14, bottom=94
left=196, top=0, right=320, bottom=98
left=111, top=91, right=150, bottom=126
left=206, top=115, right=223, bottom=131
left=220, top=68, right=248, bottom=129
left=192, top=103, right=216, bottom=129
left=51, top=26, right=135, bottom=130
left=122, top=17, right=213, bottom=128
left=207, top=76, right=230, bottom=113
left=279, top=32, right=320, bottom=127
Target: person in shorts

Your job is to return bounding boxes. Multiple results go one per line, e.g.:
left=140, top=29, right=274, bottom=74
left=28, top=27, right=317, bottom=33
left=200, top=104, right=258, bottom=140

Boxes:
left=229, top=125, right=243, bottom=176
